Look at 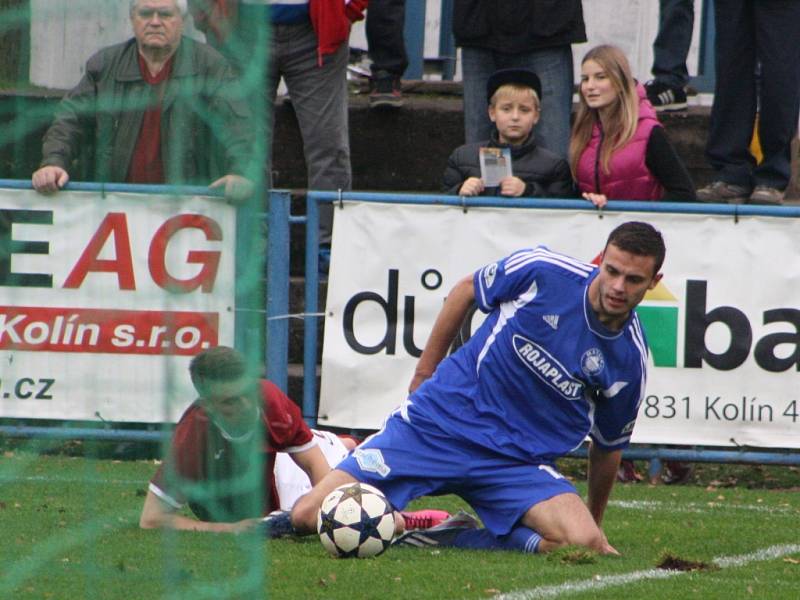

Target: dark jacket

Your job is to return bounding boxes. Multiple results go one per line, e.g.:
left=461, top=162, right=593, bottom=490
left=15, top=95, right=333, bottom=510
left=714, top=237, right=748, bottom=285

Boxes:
left=453, top=0, right=586, bottom=53
left=443, top=131, right=574, bottom=198
left=40, top=36, right=253, bottom=185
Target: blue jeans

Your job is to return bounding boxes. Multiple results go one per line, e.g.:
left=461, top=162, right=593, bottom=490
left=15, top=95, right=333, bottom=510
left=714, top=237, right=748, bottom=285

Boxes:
left=461, top=45, right=574, bottom=159
left=651, top=0, right=694, bottom=89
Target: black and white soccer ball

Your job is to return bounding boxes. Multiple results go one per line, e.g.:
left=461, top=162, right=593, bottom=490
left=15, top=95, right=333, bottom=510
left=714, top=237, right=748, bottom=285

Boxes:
left=317, top=482, right=396, bottom=558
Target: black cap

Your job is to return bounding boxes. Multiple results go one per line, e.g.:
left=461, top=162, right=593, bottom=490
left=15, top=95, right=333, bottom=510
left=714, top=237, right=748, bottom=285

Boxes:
left=486, top=68, right=542, bottom=103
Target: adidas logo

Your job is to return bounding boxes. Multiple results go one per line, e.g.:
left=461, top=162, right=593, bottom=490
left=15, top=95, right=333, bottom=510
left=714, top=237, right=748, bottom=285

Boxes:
left=543, top=314, right=559, bottom=330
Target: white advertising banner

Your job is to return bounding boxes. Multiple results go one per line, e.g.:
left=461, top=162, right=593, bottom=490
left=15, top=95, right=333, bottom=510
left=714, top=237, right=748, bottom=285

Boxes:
left=321, top=202, right=800, bottom=449
left=0, top=189, right=236, bottom=423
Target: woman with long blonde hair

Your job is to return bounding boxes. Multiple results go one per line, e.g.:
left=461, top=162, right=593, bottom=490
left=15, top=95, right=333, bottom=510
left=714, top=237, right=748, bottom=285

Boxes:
left=569, top=45, right=695, bottom=208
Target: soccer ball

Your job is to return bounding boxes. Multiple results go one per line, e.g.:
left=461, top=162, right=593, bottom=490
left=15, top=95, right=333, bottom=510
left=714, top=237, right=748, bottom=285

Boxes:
left=317, top=482, right=396, bottom=558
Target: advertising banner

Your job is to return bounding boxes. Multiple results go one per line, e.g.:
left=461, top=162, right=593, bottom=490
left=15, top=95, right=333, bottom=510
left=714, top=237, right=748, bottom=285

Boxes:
left=0, top=189, right=236, bottom=423
left=320, top=202, right=800, bottom=449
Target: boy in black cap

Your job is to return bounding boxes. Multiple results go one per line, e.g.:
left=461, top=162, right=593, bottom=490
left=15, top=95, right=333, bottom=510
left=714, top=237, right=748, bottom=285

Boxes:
left=443, top=68, right=573, bottom=198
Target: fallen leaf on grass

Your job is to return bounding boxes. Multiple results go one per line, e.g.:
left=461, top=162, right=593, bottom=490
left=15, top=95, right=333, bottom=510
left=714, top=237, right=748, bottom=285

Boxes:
left=783, top=557, right=800, bottom=565
left=483, top=589, right=501, bottom=596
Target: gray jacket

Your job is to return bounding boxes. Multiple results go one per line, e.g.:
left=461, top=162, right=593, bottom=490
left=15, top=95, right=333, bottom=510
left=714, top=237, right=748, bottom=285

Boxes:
left=41, top=36, right=254, bottom=185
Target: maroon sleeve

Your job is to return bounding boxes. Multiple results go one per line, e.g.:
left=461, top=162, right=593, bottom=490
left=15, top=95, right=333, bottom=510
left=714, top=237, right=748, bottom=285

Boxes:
left=149, top=404, right=208, bottom=507
left=260, top=380, right=314, bottom=452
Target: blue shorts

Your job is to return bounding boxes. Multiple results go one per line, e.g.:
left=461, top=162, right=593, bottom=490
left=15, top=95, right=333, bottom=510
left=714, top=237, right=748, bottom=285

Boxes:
left=336, top=414, right=577, bottom=536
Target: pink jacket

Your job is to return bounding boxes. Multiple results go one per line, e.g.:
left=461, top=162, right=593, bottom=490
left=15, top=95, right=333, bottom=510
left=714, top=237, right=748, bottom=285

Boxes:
left=576, top=84, right=663, bottom=200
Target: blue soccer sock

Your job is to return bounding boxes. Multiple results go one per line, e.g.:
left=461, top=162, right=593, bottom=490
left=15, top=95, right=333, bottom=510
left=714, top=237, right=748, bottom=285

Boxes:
left=449, top=525, right=542, bottom=553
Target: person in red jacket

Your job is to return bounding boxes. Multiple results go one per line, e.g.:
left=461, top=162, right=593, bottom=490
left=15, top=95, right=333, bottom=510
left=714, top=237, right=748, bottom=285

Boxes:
left=188, top=0, right=367, bottom=253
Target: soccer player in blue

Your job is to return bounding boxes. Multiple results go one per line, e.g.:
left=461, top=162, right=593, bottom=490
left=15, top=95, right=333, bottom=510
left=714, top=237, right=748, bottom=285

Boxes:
left=292, top=221, right=664, bottom=554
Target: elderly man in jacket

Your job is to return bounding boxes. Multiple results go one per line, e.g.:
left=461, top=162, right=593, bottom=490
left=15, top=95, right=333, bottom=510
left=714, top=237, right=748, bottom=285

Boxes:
left=32, top=0, right=254, bottom=202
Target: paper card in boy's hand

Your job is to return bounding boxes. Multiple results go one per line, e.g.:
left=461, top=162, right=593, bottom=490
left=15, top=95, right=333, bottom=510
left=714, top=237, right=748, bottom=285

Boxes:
left=479, top=147, right=513, bottom=187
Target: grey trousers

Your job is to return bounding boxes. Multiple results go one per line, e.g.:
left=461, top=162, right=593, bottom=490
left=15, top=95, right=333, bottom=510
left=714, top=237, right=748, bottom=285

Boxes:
left=269, top=22, right=352, bottom=242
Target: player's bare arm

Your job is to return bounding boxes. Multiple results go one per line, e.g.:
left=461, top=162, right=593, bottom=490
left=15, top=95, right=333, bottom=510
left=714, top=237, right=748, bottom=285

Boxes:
left=409, top=275, right=475, bottom=392
left=289, top=444, right=331, bottom=487
left=587, top=443, right=622, bottom=524
left=586, top=444, right=622, bottom=554
left=139, top=489, right=259, bottom=533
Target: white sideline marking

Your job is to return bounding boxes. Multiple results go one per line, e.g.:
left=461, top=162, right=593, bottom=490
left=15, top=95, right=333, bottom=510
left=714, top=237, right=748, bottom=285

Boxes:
left=611, top=499, right=797, bottom=515
left=495, top=544, right=800, bottom=600
left=0, top=475, right=144, bottom=485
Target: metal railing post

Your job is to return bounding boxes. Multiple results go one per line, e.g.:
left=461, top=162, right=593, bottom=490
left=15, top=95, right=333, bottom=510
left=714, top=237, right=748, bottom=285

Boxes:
left=403, top=0, right=427, bottom=79
left=266, top=190, right=290, bottom=392
left=303, top=195, right=320, bottom=426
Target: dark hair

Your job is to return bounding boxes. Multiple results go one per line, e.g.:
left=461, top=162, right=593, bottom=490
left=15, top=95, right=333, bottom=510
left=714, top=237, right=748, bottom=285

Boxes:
left=189, top=346, right=247, bottom=393
left=605, top=221, right=666, bottom=274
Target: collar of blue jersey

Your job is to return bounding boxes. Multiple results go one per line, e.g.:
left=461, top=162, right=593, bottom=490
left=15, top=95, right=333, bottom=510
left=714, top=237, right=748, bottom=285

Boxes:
left=582, top=269, right=630, bottom=339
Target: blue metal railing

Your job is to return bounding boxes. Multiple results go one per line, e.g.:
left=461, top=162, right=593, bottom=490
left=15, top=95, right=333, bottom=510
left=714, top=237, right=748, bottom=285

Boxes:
left=4, top=182, right=798, bottom=471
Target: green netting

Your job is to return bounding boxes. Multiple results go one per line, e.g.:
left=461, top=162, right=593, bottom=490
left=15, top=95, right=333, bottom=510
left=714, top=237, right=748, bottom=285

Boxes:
left=0, top=2, right=273, bottom=598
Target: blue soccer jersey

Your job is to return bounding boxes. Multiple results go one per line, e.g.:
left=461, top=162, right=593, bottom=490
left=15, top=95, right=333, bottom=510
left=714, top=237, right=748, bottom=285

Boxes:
left=405, top=246, right=649, bottom=463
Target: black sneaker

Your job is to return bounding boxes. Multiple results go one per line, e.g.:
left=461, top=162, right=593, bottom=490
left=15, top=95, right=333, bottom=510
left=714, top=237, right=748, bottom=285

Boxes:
left=370, top=71, right=403, bottom=109
left=644, top=80, right=688, bottom=112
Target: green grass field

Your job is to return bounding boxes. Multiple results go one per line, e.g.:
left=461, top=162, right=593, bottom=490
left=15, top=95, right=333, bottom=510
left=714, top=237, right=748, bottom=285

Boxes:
left=1, top=449, right=798, bottom=599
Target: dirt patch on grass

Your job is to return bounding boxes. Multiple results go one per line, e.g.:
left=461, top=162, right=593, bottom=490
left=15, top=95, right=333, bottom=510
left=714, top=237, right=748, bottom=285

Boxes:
left=657, top=553, right=718, bottom=572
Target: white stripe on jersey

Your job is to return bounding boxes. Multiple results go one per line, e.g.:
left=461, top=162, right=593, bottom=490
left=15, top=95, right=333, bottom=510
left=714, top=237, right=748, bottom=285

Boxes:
left=590, top=421, right=632, bottom=447
left=476, top=301, right=516, bottom=373
left=475, top=279, right=539, bottom=373
left=505, top=248, right=593, bottom=278
left=629, top=317, right=649, bottom=409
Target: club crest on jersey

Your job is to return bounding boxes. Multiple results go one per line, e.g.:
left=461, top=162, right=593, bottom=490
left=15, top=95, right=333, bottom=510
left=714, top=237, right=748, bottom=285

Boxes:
left=483, top=262, right=498, bottom=288
left=581, top=348, right=605, bottom=376
left=512, top=334, right=584, bottom=400
left=354, top=448, right=391, bottom=477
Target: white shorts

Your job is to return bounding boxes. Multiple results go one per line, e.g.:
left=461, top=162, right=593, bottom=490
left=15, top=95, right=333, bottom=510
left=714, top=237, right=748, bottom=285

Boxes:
left=274, top=429, right=350, bottom=510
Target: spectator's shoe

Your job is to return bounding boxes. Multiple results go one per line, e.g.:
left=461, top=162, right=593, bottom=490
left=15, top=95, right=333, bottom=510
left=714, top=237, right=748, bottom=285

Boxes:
left=748, top=185, right=784, bottom=206
left=259, top=510, right=295, bottom=538
left=370, top=71, right=403, bottom=109
left=696, top=181, right=751, bottom=204
left=617, top=460, right=643, bottom=483
left=661, top=461, right=694, bottom=485
left=400, top=509, right=452, bottom=530
left=644, top=80, right=688, bottom=112
left=393, top=511, right=480, bottom=548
